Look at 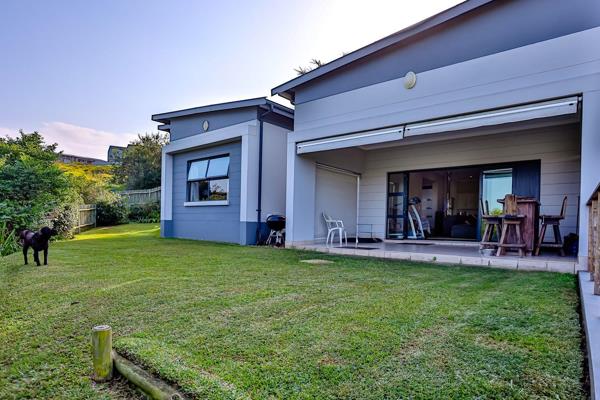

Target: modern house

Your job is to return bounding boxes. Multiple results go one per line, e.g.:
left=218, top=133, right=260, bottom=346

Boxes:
left=271, top=0, right=600, bottom=269
left=58, top=153, right=108, bottom=165
left=154, top=97, right=293, bottom=245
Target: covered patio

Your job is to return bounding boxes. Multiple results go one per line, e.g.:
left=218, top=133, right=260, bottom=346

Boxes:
left=294, top=240, right=579, bottom=273
left=286, top=97, right=586, bottom=273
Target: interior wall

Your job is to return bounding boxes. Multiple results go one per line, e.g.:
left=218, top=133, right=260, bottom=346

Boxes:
left=359, top=124, right=581, bottom=239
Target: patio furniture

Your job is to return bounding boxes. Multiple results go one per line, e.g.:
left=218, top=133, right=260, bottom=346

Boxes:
left=497, top=195, right=539, bottom=254
left=497, top=194, right=526, bottom=257
left=323, top=213, right=348, bottom=247
left=407, top=197, right=430, bottom=239
left=357, top=223, right=376, bottom=240
left=479, top=199, right=502, bottom=251
left=265, top=214, right=286, bottom=246
left=535, top=196, right=567, bottom=256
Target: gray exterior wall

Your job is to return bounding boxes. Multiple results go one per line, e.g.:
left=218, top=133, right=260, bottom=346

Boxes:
left=170, top=140, right=243, bottom=243
left=293, top=0, right=600, bottom=104
left=169, top=108, right=257, bottom=141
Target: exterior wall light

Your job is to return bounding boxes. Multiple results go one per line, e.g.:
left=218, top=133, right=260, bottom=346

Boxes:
left=404, top=71, right=417, bottom=89
left=202, top=120, right=209, bottom=131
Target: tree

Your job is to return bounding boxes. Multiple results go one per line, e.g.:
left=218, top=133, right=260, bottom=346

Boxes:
left=117, top=133, right=168, bottom=190
left=59, top=163, right=120, bottom=204
left=0, top=131, right=78, bottom=231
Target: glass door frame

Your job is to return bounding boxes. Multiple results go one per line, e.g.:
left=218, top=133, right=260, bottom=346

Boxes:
left=385, top=160, right=540, bottom=241
left=386, top=172, right=409, bottom=240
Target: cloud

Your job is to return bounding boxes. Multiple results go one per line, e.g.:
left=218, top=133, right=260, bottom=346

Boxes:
left=1, top=122, right=138, bottom=160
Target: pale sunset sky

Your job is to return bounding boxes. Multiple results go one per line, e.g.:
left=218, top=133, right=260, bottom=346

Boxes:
left=0, top=0, right=462, bottom=159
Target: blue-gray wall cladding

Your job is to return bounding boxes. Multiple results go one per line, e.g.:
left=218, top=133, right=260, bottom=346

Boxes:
left=169, top=108, right=257, bottom=141
left=170, top=140, right=242, bottom=243
left=294, top=0, right=600, bottom=104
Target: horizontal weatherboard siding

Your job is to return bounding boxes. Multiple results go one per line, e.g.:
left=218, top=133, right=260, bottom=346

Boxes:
left=169, top=108, right=257, bottom=141
left=358, top=124, right=581, bottom=238
left=170, top=141, right=242, bottom=243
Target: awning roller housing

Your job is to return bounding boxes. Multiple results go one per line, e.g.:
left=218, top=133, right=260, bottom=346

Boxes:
left=296, top=96, right=580, bottom=154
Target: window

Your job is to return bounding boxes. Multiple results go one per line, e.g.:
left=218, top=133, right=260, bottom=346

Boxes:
left=482, top=168, right=512, bottom=213
left=186, top=155, right=230, bottom=204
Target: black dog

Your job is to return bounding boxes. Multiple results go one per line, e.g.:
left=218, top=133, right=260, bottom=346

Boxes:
left=19, top=227, right=57, bottom=266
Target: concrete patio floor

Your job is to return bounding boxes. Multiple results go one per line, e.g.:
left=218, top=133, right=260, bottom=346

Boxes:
left=292, top=240, right=580, bottom=274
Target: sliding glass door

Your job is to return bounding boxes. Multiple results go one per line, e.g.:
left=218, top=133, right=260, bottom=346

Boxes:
left=387, top=172, right=408, bottom=239
left=482, top=168, right=513, bottom=214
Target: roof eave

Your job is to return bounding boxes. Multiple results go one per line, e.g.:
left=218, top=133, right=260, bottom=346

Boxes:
left=152, top=97, right=294, bottom=125
left=271, top=0, right=492, bottom=98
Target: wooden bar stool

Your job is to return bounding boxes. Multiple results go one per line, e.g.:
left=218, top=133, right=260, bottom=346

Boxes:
left=535, top=196, right=567, bottom=256
left=480, top=199, right=502, bottom=250
left=497, top=194, right=526, bottom=257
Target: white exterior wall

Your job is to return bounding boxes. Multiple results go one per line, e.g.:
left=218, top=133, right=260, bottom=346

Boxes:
left=260, top=123, right=289, bottom=220
left=359, top=125, right=581, bottom=238
left=285, top=27, right=600, bottom=265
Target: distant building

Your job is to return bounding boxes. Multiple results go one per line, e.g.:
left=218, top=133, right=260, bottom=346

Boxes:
left=107, top=145, right=127, bottom=164
left=58, top=153, right=108, bottom=165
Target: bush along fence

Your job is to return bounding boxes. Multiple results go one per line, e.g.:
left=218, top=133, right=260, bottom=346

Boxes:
left=77, top=204, right=97, bottom=233
left=119, top=187, right=161, bottom=205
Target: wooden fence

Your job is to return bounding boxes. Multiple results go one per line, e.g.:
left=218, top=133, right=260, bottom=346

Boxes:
left=77, top=204, right=97, bottom=233
left=588, top=182, right=600, bottom=295
left=119, top=187, right=161, bottom=205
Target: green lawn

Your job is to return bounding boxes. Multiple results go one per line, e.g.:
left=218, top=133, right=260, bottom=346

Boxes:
left=0, top=224, right=586, bottom=399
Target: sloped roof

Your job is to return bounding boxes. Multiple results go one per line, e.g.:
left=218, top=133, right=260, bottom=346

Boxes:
left=271, top=0, right=492, bottom=102
left=152, top=97, right=293, bottom=124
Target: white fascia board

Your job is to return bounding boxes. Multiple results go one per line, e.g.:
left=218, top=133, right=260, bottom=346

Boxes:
left=239, top=124, right=259, bottom=223
left=160, top=149, right=173, bottom=221
left=297, top=126, right=404, bottom=154
left=404, top=96, right=579, bottom=137
left=163, top=121, right=257, bottom=155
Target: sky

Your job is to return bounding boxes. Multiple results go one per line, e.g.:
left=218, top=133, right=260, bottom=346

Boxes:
left=0, top=0, right=462, bottom=160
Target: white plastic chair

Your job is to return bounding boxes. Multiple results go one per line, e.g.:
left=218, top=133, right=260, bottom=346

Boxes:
left=323, top=212, right=348, bottom=247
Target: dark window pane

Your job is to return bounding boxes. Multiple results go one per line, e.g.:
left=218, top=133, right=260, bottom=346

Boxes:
left=188, top=160, right=208, bottom=180
left=207, top=156, right=229, bottom=178
left=188, top=180, right=209, bottom=201
left=209, top=179, right=228, bottom=200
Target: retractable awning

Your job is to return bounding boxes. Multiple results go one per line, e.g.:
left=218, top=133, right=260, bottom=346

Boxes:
left=404, top=96, right=579, bottom=137
left=296, top=96, right=580, bottom=154
left=296, top=126, right=403, bottom=154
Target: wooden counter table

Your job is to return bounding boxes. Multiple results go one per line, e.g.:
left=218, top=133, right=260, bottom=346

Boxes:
left=497, top=196, right=539, bottom=255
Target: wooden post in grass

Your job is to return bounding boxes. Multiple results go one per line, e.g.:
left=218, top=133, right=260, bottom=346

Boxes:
left=91, top=325, right=113, bottom=382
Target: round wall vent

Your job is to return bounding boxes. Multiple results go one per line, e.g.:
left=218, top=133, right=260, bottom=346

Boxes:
left=404, top=71, right=417, bottom=89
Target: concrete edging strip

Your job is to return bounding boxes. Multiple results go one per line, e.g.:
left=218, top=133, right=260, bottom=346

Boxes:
left=112, top=351, right=186, bottom=400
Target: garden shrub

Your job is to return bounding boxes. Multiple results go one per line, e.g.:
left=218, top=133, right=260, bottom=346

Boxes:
left=0, top=132, right=77, bottom=233
left=0, top=222, right=19, bottom=257
left=128, top=202, right=160, bottom=223
left=41, top=202, right=79, bottom=239
left=96, top=198, right=129, bottom=226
